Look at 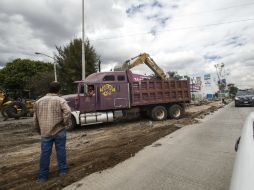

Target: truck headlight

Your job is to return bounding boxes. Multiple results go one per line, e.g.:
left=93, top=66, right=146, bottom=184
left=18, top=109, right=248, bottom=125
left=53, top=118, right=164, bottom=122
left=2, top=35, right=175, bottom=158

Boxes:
left=235, top=97, right=239, bottom=100
left=252, top=97, right=254, bottom=100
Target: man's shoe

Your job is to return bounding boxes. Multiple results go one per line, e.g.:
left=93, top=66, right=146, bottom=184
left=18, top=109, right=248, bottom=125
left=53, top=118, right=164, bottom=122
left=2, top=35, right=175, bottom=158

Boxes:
left=36, top=178, right=47, bottom=183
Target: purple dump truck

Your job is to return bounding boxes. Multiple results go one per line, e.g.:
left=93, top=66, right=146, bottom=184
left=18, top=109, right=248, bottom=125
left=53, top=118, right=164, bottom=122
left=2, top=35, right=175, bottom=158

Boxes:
left=63, top=70, right=191, bottom=129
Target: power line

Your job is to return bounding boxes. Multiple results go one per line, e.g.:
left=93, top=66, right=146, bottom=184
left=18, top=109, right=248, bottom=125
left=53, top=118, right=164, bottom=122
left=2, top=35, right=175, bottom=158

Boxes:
left=175, top=2, right=254, bottom=18
left=163, top=18, right=254, bottom=32
left=99, top=2, right=254, bottom=31
left=87, top=2, right=254, bottom=41
left=91, top=18, right=254, bottom=41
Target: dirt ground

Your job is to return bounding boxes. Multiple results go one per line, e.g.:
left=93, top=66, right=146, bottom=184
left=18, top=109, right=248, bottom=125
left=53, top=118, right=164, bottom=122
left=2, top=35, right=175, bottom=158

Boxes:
left=0, top=100, right=226, bottom=190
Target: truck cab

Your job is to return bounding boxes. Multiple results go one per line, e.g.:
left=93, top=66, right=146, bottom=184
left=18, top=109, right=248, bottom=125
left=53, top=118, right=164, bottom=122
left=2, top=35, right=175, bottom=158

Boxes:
left=64, top=71, right=137, bottom=128
left=74, top=71, right=130, bottom=113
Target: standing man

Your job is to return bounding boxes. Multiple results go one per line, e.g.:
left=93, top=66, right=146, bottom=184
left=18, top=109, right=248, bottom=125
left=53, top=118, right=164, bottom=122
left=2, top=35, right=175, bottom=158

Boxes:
left=34, top=81, right=71, bottom=182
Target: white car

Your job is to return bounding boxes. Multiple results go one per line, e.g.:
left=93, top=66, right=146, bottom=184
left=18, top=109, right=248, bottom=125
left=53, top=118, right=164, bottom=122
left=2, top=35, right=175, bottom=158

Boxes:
left=229, top=112, right=254, bottom=190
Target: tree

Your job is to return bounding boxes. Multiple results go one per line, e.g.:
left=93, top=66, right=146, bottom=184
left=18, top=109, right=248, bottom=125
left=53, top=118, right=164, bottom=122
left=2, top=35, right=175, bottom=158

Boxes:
left=0, top=59, right=53, bottom=98
left=228, top=84, right=238, bottom=98
left=29, top=71, right=55, bottom=98
left=55, top=38, right=100, bottom=94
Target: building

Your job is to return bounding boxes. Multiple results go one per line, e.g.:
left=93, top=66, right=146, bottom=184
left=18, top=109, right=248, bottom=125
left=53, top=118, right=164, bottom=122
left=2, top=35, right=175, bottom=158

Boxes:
left=190, top=73, right=218, bottom=100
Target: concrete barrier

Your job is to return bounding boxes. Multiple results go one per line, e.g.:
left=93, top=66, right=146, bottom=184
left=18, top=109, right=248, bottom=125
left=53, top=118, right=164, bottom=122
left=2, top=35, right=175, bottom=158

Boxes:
left=229, top=112, right=254, bottom=190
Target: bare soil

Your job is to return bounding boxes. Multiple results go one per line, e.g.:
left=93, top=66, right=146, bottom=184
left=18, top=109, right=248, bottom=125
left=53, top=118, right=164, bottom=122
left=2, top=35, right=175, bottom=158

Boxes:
left=0, top=100, right=225, bottom=190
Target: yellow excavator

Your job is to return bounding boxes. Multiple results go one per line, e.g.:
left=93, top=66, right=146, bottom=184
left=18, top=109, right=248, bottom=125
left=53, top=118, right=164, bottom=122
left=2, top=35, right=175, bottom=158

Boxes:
left=114, top=53, right=168, bottom=80
left=0, top=89, right=29, bottom=120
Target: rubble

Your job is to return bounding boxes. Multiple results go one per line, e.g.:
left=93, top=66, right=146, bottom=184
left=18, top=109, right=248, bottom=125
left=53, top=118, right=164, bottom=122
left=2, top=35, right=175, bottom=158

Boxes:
left=0, top=101, right=224, bottom=190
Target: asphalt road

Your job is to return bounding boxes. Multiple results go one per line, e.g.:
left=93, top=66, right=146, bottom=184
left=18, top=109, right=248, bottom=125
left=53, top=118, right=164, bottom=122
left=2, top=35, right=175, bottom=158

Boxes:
left=65, top=103, right=254, bottom=190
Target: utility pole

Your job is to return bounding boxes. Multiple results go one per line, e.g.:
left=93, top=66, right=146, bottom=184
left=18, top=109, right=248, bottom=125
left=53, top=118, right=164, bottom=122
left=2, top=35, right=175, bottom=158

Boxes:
left=98, top=60, right=101, bottom=72
left=82, top=0, right=86, bottom=81
left=215, top=63, right=225, bottom=103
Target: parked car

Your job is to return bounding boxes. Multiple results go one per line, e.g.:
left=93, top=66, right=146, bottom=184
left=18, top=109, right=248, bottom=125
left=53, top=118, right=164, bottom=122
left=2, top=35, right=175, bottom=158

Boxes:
left=235, top=89, right=254, bottom=107
left=229, top=112, right=254, bottom=190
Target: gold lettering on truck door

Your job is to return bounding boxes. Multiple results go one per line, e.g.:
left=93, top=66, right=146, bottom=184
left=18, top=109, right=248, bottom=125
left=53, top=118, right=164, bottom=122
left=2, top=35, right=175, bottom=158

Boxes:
left=100, top=84, right=116, bottom=96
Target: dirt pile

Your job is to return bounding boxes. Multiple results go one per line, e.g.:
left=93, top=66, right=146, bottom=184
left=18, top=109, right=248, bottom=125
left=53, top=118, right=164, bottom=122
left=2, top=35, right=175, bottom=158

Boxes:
left=0, top=101, right=224, bottom=190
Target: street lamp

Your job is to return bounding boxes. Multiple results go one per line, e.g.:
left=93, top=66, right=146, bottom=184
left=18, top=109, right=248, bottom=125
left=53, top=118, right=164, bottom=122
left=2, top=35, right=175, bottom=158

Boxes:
left=35, top=52, right=57, bottom=82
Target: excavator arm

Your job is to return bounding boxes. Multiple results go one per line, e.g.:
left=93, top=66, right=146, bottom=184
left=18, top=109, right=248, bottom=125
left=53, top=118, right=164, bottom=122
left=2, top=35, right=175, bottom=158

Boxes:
left=114, top=53, right=167, bottom=80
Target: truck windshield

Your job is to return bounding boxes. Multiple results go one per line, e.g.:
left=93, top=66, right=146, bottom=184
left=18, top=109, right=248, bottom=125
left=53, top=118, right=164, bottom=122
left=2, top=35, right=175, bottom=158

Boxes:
left=237, top=90, right=254, bottom=96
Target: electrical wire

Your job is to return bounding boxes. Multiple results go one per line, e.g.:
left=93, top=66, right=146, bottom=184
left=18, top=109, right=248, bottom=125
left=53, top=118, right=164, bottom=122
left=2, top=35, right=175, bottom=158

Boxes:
left=175, top=2, right=254, bottom=17
left=93, top=2, right=254, bottom=31
left=91, top=18, right=254, bottom=41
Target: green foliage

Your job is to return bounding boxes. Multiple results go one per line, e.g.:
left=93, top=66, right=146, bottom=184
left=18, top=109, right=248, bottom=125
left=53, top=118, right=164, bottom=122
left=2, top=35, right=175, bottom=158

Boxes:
left=55, top=38, right=100, bottom=94
left=29, top=71, right=55, bottom=98
left=229, top=86, right=238, bottom=98
left=0, top=38, right=100, bottom=97
left=0, top=59, right=53, bottom=98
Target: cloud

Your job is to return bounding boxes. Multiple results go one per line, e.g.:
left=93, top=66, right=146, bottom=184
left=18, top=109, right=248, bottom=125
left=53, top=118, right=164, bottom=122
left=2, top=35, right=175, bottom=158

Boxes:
left=0, top=0, right=254, bottom=89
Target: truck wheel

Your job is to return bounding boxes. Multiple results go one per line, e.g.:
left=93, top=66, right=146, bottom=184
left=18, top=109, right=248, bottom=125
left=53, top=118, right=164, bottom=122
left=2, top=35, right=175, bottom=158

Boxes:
left=68, top=116, right=77, bottom=131
left=151, top=106, right=167, bottom=121
left=168, top=104, right=182, bottom=119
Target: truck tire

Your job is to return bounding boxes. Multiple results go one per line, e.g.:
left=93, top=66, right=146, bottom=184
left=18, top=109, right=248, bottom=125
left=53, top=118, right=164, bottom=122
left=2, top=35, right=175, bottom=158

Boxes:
left=67, top=116, right=78, bottom=131
left=150, top=106, right=167, bottom=121
left=168, top=104, right=182, bottom=119
left=5, top=101, right=27, bottom=119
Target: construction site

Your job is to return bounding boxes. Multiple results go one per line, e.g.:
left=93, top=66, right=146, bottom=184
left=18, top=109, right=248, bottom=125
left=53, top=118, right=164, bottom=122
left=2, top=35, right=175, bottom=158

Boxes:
left=0, top=47, right=236, bottom=190
left=0, top=99, right=227, bottom=190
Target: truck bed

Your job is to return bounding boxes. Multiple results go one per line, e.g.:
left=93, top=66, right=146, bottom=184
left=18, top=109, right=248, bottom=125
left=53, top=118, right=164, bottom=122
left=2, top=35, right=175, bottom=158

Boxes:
left=130, top=80, right=191, bottom=106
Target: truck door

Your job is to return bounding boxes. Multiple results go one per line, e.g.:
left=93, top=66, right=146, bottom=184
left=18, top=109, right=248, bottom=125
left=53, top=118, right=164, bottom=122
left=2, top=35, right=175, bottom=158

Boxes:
left=77, top=84, right=97, bottom=112
left=99, top=75, right=129, bottom=110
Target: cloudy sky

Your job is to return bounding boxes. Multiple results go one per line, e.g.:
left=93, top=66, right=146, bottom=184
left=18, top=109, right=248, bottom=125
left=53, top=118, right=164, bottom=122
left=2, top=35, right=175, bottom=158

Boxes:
left=0, top=0, right=254, bottom=88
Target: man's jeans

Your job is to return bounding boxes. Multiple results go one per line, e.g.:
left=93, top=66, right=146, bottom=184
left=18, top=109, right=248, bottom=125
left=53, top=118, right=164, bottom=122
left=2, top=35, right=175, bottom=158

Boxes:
left=38, top=129, right=68, bottom=180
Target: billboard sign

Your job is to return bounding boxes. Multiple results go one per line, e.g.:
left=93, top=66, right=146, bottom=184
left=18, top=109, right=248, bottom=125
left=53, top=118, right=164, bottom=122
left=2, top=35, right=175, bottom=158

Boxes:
left=204, top=74, right=211, bottom=87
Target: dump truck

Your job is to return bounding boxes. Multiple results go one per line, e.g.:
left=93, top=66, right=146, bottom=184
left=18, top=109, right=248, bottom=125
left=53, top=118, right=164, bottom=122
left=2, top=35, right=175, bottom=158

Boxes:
left=64, top=53, right=191, bottom=129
